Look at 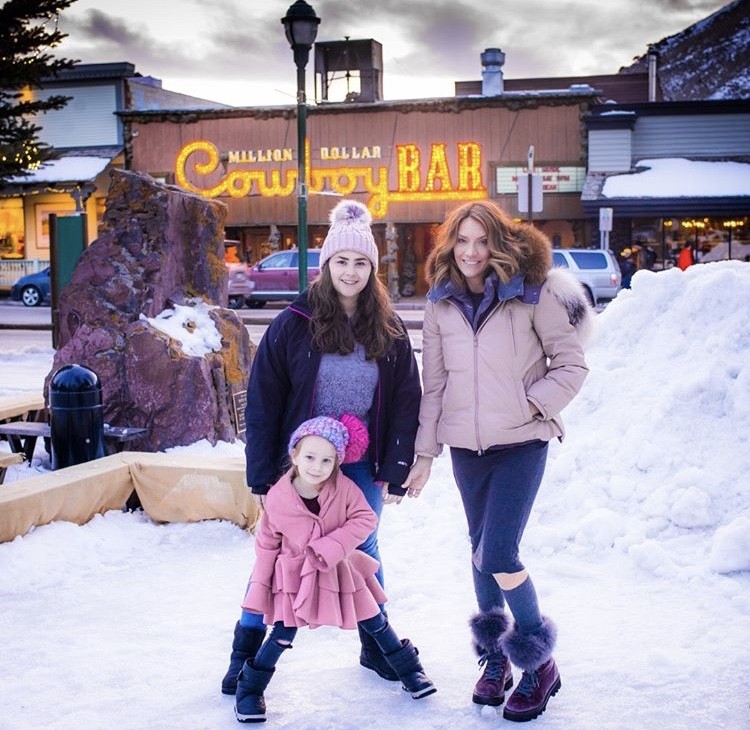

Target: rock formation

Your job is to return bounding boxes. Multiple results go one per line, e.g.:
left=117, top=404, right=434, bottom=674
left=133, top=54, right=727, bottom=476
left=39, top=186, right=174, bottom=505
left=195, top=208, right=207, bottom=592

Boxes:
left=46, top=169, right=255, bottom=451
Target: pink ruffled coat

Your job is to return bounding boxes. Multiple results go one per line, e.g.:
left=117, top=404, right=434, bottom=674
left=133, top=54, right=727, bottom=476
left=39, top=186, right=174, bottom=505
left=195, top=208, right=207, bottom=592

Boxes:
left=242, top=469, right=387, bottom=629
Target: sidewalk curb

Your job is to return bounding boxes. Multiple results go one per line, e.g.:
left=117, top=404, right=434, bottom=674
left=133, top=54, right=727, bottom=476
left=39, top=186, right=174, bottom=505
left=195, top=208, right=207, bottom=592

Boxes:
left=0, top=323, right=52, bottom=330
left=0, top=298, right=426, bottom=331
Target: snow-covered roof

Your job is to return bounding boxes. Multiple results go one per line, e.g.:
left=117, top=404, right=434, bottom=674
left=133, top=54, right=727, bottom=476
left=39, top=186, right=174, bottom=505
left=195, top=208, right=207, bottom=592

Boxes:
left=7, top=150, right=120, bottom=185
left=602, top=158, right=750, bottom=198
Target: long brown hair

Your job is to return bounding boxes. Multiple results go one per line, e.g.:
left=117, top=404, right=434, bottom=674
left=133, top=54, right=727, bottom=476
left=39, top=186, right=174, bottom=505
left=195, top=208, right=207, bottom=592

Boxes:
left=308, top=265, right=403, bottom=360
left=426, top=200, right=532, bottom=288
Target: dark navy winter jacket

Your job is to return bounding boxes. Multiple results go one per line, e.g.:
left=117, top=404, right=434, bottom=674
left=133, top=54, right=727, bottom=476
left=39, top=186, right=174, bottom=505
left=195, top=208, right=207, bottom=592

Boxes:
left=244, top=292, right=421, bottom=497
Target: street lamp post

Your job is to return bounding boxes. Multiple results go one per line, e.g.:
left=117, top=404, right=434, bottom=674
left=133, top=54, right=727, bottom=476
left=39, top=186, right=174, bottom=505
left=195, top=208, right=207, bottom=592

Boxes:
left=281, top=1, right=320, bottom=293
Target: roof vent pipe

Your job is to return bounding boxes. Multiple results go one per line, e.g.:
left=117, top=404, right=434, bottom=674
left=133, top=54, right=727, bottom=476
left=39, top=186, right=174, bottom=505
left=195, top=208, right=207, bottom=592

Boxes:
left=481, top=48, right=505, bottom=96
left=647, top=45, right=659, bottom=102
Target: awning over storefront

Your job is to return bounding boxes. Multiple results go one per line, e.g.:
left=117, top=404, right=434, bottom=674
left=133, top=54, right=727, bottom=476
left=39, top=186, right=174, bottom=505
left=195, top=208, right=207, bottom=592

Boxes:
left=582, top=158, right=750, bottom=217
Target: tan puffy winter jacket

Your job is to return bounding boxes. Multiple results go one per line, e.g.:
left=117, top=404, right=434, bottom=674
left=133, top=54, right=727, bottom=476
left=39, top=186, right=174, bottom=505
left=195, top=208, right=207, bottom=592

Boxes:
left=415, top=267, right=591, bottom=456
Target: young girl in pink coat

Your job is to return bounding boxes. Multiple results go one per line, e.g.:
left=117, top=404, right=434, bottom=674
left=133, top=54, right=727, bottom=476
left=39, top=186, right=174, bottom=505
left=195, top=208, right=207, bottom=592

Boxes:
left=234, top=416, right=435, bottom=723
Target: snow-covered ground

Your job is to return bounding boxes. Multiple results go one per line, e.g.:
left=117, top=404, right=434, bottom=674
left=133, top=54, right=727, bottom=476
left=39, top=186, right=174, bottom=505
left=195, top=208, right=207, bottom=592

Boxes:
left=1, top=261, right=749, bottom=729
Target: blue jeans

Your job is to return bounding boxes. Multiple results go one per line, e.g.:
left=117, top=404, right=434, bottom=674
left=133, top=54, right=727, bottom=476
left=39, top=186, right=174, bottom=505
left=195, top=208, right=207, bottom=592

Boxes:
left=241, top=460, right=384, bottom=630
left=341, top=460, right=384, bottom=587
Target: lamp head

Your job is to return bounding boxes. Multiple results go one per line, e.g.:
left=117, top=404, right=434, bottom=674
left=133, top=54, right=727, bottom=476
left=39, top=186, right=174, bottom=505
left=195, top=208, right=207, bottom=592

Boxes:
left=281, top=1, right=320, bottom=49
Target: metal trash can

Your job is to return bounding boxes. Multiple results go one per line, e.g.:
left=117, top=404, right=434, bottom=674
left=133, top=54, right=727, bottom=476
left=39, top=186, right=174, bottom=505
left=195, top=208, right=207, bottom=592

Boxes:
left=49, top=363, right=106, bottom=470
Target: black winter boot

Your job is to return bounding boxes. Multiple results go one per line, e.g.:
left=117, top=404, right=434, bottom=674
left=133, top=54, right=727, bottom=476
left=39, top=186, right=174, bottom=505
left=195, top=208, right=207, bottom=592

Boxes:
left=383, top=639, right=437, bottom=699
left=234, top=662, right=275, bottom=723
left=358, top=623, right=399, bottom=681
left=222, top=622, right=267, bottom=695
left=469, top=609, right=514, bottom=706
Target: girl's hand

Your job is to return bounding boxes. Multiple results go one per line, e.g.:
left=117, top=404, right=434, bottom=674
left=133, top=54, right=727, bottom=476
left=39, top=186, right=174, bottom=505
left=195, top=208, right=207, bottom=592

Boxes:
left=403, top=455, right=433, bottom=498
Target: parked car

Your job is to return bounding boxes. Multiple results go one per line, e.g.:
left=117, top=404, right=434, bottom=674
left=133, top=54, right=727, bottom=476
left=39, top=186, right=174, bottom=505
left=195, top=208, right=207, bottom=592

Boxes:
left=10, top=267, right=51, bottom=307
left=551, top=248, right=621, bottom=306
left=243, top=249, right=322, bottom=308
left=226, top=262, right=253, bottom=309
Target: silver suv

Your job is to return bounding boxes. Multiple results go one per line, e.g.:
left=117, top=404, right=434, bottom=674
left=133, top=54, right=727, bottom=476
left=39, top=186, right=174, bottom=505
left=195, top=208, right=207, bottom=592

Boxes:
left=552, top=248, right=621, bottom=306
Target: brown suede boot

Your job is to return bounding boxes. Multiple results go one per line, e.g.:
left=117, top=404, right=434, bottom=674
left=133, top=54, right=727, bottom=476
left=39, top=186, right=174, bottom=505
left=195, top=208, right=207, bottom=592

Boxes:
left=501, top=617, right=560, bottom=722
left=469, top=609, right=514, bottom=706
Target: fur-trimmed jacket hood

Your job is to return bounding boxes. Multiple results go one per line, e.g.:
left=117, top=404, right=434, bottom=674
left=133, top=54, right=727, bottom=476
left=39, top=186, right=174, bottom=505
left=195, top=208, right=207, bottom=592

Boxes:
left=427, top=222, right=594, bottom=345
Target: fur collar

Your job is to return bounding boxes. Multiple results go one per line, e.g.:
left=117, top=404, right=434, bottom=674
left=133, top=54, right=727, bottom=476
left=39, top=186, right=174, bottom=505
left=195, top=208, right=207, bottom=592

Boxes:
left=517, top=222, right=553, bottom=286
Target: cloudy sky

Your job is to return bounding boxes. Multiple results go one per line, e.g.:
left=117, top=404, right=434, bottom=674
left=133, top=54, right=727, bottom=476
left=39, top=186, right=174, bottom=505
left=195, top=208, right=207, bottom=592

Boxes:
left=55, top=0, right=731, bottom=106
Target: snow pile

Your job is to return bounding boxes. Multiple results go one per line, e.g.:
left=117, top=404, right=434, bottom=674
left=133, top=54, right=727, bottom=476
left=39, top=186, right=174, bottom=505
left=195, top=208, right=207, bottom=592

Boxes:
left=534, top=261, right=750, bottom=575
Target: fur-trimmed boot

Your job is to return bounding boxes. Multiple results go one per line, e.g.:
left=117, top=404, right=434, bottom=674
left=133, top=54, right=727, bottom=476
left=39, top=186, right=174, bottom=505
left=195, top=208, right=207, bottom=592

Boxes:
left=501, top=616, right=561, bottom=722
left=221, top=622, right=267, bottom=695
left=358, top=623, right=399, bottom=681
left=469, top=609, right=514, bottom=706
left=383, top=639, right=437, bottom=699
left=234, top=662, right=275, bottom=723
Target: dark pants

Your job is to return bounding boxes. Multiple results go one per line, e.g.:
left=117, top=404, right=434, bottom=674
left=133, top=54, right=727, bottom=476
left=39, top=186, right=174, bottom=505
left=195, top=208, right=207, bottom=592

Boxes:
left=254, top=613, right=399, bottom=670
left=451, top=440, right=548, bottom=613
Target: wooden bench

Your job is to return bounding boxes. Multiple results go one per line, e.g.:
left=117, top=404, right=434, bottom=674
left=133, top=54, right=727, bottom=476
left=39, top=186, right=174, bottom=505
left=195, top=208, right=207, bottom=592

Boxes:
left=0, top=451, right=24, bottom=485
left=0, top=421, right=148, bottom=463
left=0, top=394, right=46, bottom=424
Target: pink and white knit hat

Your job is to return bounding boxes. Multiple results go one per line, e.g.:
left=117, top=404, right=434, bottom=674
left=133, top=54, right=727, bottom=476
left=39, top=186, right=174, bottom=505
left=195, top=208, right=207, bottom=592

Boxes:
left=319, top=200, right=379, bottom=272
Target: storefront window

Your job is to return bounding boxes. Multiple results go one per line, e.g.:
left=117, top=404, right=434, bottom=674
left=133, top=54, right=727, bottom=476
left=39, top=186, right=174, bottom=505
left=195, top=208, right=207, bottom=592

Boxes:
left=630, top=216, right=749, bottom=268
left=0, top=199, right=25, bottom=259
left=35, top=203, right=76, bottom=250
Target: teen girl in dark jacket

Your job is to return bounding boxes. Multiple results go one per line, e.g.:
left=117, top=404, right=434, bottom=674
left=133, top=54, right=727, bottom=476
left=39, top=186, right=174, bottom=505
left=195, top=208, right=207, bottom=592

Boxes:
left=244, top=290, right=420, bottom=497
left=221, top=200, right=422, bottom=700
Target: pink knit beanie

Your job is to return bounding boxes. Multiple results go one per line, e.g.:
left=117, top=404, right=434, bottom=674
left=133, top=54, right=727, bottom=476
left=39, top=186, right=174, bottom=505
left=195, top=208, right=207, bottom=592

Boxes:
left=319, top=200, right=379, bottom=272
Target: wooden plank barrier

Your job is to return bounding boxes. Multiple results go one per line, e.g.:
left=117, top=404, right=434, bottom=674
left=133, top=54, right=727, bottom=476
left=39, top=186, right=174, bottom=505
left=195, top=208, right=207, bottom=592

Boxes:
left=0, top=452, right=260, bottom=543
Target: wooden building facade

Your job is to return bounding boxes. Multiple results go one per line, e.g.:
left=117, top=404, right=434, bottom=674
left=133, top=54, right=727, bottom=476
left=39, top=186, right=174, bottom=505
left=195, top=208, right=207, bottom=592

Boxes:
left=122, top=90, right=600, bottom=294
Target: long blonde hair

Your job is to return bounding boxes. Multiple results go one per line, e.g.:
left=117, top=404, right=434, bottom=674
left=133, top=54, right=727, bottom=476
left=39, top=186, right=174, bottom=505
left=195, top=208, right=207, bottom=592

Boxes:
left=426, top=200, right=532, bottom=289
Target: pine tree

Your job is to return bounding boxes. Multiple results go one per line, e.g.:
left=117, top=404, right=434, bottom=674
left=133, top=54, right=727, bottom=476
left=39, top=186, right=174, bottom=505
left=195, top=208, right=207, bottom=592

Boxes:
left=0, top=0, right=77, bottom=181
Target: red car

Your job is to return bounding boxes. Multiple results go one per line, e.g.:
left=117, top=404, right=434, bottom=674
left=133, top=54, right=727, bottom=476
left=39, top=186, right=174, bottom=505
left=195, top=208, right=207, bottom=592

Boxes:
left=241, top=249, right=321, bottom=308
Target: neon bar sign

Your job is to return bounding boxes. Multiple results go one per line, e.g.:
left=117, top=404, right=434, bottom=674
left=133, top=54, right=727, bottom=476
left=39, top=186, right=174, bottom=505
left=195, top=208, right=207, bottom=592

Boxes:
left=175, top=140, right=487, bottom=218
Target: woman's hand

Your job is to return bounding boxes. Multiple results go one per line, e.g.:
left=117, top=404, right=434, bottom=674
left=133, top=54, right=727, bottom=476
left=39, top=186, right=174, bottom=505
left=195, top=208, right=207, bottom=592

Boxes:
left=380, top=482, right=403, bottom=505
left=403, top=455, right=433, bottom=498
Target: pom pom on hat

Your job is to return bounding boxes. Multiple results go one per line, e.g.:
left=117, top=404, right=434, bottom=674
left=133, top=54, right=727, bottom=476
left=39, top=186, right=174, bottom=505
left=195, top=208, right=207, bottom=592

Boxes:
left=339, top=413, right=370, bottom=463
left=320, top=199, right=379, bottom=272
left=288, top=416, right=349, bottom=463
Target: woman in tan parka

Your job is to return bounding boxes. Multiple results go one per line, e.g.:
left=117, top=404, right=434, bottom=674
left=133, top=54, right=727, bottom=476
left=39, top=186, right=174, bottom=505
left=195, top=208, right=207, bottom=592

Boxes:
left=404, top=200, right=593, bottom=723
